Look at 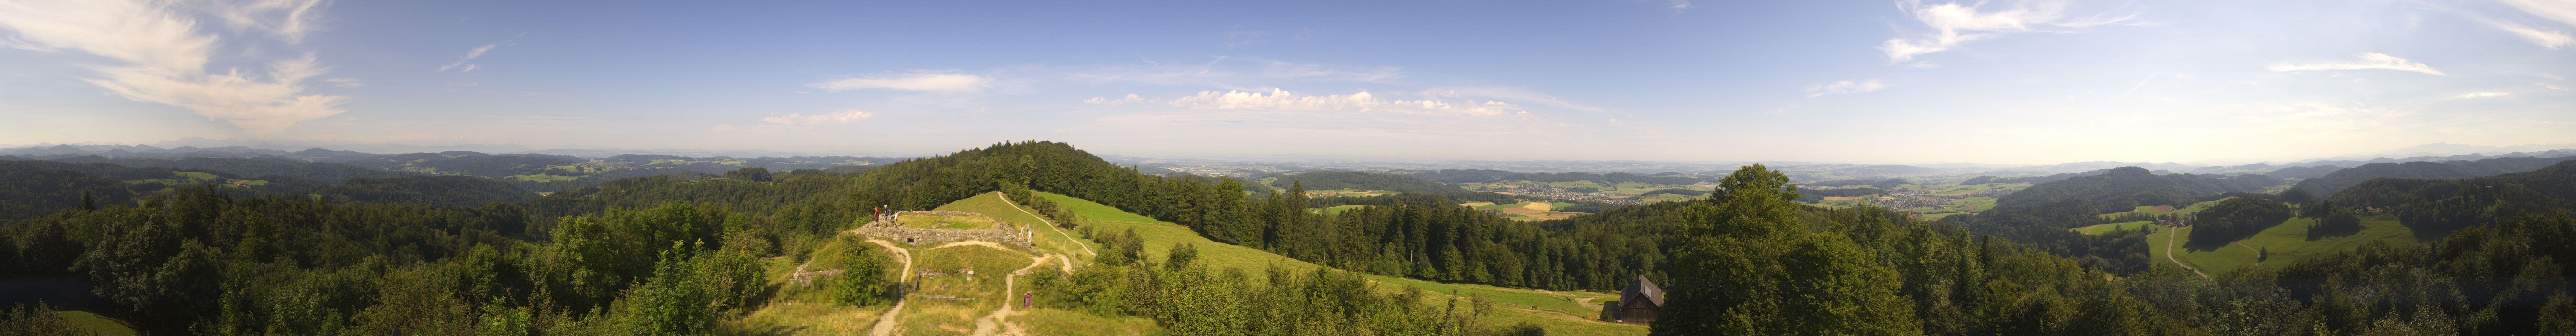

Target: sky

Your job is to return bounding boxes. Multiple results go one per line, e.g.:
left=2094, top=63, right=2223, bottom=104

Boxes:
left=2, top=0, right=2573, bottom=164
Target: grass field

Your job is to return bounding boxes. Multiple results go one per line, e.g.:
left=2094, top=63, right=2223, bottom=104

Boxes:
left=1035, top=191, right=1647, bottom=335
left=2150, top=213, right=2417, bottom=275
left=2101, top=198, right=2229, bottom=219
left=506, top=173, right=584, bottom=182
left=933, top=192, right=1095, bottom=259
left=1318, top=204, right=1369, bottom=215
left=894, top=213, right=998, bottom=230
left=2072, top=220, right=2154, bottom=235
left=893, top=244, right=1035, bottom=335
left=61, top=310, right=134, bottom=336
left=1469, top=201, right=1588, bottom=220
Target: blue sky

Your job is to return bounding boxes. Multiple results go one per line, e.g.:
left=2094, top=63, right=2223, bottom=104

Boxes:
left=2, top=0, right=2572, bottom=164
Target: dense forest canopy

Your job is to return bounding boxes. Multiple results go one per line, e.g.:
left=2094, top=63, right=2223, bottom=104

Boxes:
left=4, top=141, right=2576, bottom=336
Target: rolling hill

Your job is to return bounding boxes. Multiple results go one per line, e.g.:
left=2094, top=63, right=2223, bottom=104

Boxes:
left=2293, top=156, right=2576, bottom=197
left=1264, top=171, right=1473, bottom=194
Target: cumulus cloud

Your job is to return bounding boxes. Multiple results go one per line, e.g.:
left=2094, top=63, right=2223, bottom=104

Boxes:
left=437, top=43, right=502, bottom=72
left=808, top=72, right=993, bottom=93
left=1879, top=0, right=2133, bottom=63
left=760, top=109, right=877, bottom=125
left=2266, top=52, right=2446, bottom=76
left=2478, top=17, right=2574, bottom=49
left=2450, top=92, right=2510, bottom=99
left=0, top=0, right=346, bottom=136
left=1807, top=79, right=1889, bottom=97
left=1164, top=89, right=1522, bottom=117
left=1084, top=94, right=1145, bottom=105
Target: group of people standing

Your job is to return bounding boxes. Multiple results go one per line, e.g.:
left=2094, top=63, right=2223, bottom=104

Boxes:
left=872, top=205, right=899, bottom=224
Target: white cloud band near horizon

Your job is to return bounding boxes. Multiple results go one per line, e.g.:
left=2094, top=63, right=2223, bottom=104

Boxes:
left=808, top=72, right=993, bottom=92
left=760, top=109, right=877, bottom=125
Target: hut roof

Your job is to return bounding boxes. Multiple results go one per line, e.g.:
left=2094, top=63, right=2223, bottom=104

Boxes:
left=1621, top=275, right=1664, bottom=307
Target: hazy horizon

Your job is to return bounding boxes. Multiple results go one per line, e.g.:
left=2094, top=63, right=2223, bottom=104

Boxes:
left=6, top=0, right=2574, bottom=164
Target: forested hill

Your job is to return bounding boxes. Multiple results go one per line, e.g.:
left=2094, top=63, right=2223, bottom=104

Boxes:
left=1992, top=166, right=2284, bottom=210
left=2325, top=159, right=2576, bottom=231
left=43, top=156, right=414, bottom=183
left=1264, top=171, right=1472, bottom=194
left=1403, top=169, right=1701, bottom=184
left=2293, top=156, right=2576, bottom=197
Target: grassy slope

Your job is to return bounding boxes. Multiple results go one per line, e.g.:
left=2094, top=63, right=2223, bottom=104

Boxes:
left=2149, top=214, right=2416, bottom=275
left=934, top=192, right=1095, bottom=260
left=62, top=311, right=135, bottom=336
left=2072, top=221, right=2153, bottom=235
left=1035, top=191, right=1646, bottom=335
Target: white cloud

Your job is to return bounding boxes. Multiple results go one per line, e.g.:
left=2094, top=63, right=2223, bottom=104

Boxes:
left=0, top=0, right=346, bottom=136
left=761, top=109, right=877, bottom=125
left=1879, top=0, right=2132, bottom=62
left=1084, top=94, right=1145, bottom=105
left=202, top=0, right=327, bottom=43
left=437, top=43, right=503, bottom=72
left=1066, top=58, right=1402, bottom=88
left=1668, top=0, right=1693, bottom=11
left=2266, top=52, right=2447, bottom=76
left=1418, top=87, right=1605, bottom=112
left=2542, top=82, right=2571, bottom=91
left=1260, top=61, right=1401, bottom=82
left=323, top=77, right=361, bottom=87
left=808, top=72, right=993, bottom=93
left=2450, top=92, right=2510, bottom=99
left=2503, top=0, right=2576, bottom=28
left=1165, top=89, right=1522, bottom=117
left=2478, top=17, right=2574, bottom=49
left=1807, top=79, right=1889, bottom=97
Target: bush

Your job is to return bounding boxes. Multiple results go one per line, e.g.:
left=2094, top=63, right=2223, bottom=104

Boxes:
left=828, top=244, right=891, bottom=306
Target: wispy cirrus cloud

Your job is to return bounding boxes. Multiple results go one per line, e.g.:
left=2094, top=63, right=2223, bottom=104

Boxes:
left=437, top=43, right=506, bottom=72
left=205, top=0, right=328, bottom=43
left=808, top=72, right=993, bottom=93
left=0, top=0, right=346, bottom=136
left=2477, top=17, right=2573, bottom=49
left=1163, top=89, right=1522, bottom=117
left=760, top=109, right=877, bottom=125
left=2503, top=0, right=2576, bottom=28
left=1879, top=0, right=2134, bottom=63
left=1083, top=94, right=1146, bottom=105
left=2266, top=52, right=2446, bottom=76
left=1806, top=79, right=1888, bottom=97
left=2451, top=92, right=2510, bottom=99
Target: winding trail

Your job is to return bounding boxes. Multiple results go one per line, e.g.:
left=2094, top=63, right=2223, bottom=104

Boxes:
left=865, top=239, right=916, bottom=336
left=2165, top=226, right=2210, bottom=280
left=971, top=254, right=1056, bottom=336
left=999, top=193, right=1096, bottom=256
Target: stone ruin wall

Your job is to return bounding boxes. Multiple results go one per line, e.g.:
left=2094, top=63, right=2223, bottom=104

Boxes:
left=854, top=211, right=1034, bottom=248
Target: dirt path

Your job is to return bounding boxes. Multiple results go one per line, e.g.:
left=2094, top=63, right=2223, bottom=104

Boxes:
left=865, top=239, right=916, bottom=336
left=999, top=193, right=1096, bottom=256
left=2165, top=226, right=2210, bottom=280
left=970, top=253, right=1056, bottom=335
